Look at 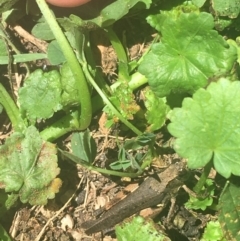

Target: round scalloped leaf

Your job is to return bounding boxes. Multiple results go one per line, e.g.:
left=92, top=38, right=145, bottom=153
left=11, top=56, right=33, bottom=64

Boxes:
left=139, top=12, right=237, bottom=97
left=19, top=69, right=62, bottom=121
left=168, top=78, right=240, bottom=178
left=0, top=126, right=61, bottom=205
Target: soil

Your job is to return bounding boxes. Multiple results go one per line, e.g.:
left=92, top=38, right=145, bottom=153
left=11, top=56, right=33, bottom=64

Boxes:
left=0, top=6, right=212, bottom=241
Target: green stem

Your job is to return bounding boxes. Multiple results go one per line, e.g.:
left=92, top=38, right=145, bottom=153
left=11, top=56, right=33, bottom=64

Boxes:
left=111, top=72, right=148, bottom=91
left=0, top=83, right=25, bottom=131
left=105, top=27, right=129, bottom=81
left=40, top=114, right=78, bottom=141
left=60, top=150, right=143, bottom=178
left=82, top=61, right=142, bottom=135
left=193, top=160, right=213, bottom=194
left=36, top=0, right=92, bottom=130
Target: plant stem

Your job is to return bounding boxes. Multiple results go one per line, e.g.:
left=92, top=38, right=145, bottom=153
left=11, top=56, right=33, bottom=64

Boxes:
left=60, top=150, right=143, bottom=178
left=36, top=0, right=92, bottom=131
left=105, top=26, right=129, bottom=81
left=81, top=61, right=142, bottom=135
left=111, top=72, right=148, bottom=91
left=0, top=83, right=25, bottom=131
left=193, top=160, right=213, bottom=194
left=40, top=114, right=78, bottom=141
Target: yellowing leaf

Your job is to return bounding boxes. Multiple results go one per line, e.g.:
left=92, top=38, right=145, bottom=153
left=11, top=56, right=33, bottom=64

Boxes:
left=0, top=126, right=61, bottom=205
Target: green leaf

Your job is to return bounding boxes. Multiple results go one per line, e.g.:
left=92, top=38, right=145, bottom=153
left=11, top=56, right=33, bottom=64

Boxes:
left=0, top=0, right=18, bottom=14
left=31, top=22, right=55, bottom=41
left=86, top=0, right=152, bottom=28
left=143, top=88, right=170, bottom=132
left=18, top=69, right=62, bottom=122
left=192, top=0, right=206, bottom=7
left=0, top=38, right=7, bottom=56
left=167, top=78, right=240, bottom=178
left=115, top=216, right=171, bottom=241
left=104, top=82, right=140, bottom=122
left=0, top=222, right=12, bottom=241
left=71, top=130, right=97, bottom=163
left=60, top=62, right=80, bottom=107
left=47, top=40, right=66, bottom=65
left=211, top=0, right=240, bottom=18
left=227, top=39, right=240, bottom=65
left=0, top=126, right=61, bottom=205
left=0, top=53, right=47, bottom=65
left=0, top=190, right=18, bottom=216
left=139, top=12, right=237, bottom=97
left=185, top=179, right=214, bottom=211
left=218, top=182, right=240, bottom=240
left=201, top=221, right=226, bottom=241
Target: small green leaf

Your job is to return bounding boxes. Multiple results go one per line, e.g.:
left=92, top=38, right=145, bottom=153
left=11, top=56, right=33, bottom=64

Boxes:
left=0, top=126, right=61, bottom=205
left=192, top=0, right=206, bottom=7
left=71, top=130, right=97, bottom=163
left=31, top=22, right=55, bottom=41
left=185, top=179, right=214, bottom=211
left=168, top=78, right=240, bottom=178
left=139, top=12, right=237, bottom=97
left=106, top=82, right=140, bottom=121
left=143, top=88, right=170, bottom=131
left=227, top=39, right=240, bottom=65
left=201, top=221, right=226, bottom=241
left=47, top=40, right=66, bottom=65
left=0, top=190, right=18, bottom=216
left=116, top=216, right=170, bottom=241
left=84, top=0, right=152, bottom=27
left=19, top=69, right=62, bottom=122
left=124, top=132, right=156, bottom=150
left=218, top=182, right=240, bottom=240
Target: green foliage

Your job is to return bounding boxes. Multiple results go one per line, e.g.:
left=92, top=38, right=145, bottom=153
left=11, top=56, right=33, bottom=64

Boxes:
left=104, top=82, right=140, bottom=127
left=0, top=126, right=61, bottom=205
left=19, top=69, right=62, bottom=121
left=168, top=78, right=240, bottom=178
left=143, top=88, right=170, bottom=132
left=201, top=221, right=226, bottom=241
left=0, top=223, right=12, bottom=241
left=31, top=22, right=55, bottom=41
left=192, top=0, right=206, bottom=7
left=0, top=38, right=46, bottom=64
left=60, top=63, right=80, bottom=107
left=115, top=216, right=170, bottom=241
left=218, top=182, right=240, bottom=240
left=211, top=0, right=240, bottom=18
left=1, top=0, right=240, bottom=239
left=0, top=0, right=18, bottom=14
left=139, top=11, right=237, bottom=97
left=71, top=130, right=97, bottom=163
left=81, top=0, right=152, bottom=28
left=0, top=190, right=18, bottom=216
left=18, top=63, right=81, bottom=123
left=47, top=40, right=66, bottom=65
left=110, top=133, right=155, bottom=171
left=185, top=179, right=214, bottom=211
